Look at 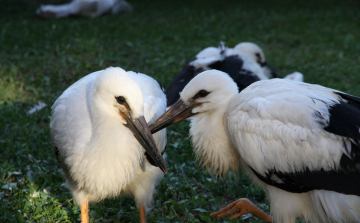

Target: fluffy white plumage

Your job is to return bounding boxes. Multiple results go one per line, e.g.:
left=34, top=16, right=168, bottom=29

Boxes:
left=50, top=67, right=166, bottom=222
left=36, top=0, right=132, bottom=19
left=228, top=80, right=339, bottom=174
left=150, top=70, right=360, bottom=223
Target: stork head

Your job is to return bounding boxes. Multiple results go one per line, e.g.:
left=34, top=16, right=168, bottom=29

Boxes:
left=234, top=42, right=266, bottom=65
left=195, top=47, right=220, bottom=59
left=234, top=42, right=279, bottom=78
left=92, top=67, right=167, bottom=173
left=150, top=70, right=238, bottom=133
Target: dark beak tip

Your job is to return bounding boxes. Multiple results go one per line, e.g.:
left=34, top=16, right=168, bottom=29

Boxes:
left=163, top=169, right=168, bottom=174
left=159, top=161, right=168, bottom=174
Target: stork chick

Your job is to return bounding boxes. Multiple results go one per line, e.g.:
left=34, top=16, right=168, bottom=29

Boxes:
left=150, top=70, right=360, bottom=223
left=50, top=67, right=167, bottom=223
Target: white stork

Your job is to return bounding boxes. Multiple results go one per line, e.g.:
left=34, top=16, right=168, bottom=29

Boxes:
left=50, top=67, right=167, bottom=223
left=150, top=70, right=360, bottom=223
left=36, top=0, right=132, bottom=19
left=165, top=42, right=296, bottom=106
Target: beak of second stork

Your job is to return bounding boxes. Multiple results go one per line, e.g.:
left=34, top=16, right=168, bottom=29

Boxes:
left=150, top=99, right=199, bottom=134
left=124, top=115, right=168, bottom=174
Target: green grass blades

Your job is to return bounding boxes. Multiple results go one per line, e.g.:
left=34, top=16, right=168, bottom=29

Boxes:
left=1, top=0, right=360, bottom=222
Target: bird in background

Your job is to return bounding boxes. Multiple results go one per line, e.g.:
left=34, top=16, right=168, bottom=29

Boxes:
left=150, top=69, right=360, bottom=223
left=50, top=67, right=167, bottom=223
left=165, top=41, right=303, bottom=106
left=36, top=0, right=132, bottom=19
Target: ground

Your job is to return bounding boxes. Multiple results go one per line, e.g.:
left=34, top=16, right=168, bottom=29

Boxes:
left=1, top=0, right=360, bottom=222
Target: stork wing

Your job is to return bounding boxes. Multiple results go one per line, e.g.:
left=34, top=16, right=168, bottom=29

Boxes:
left=323, top=92, right=360, bottom=141
left=209, top=55, right=261, bottom=92
left=227, top=79, right=360, bottom=196
left=50, top=72, right=98, bottom=163
left=165, top=58, right=199, bottom=106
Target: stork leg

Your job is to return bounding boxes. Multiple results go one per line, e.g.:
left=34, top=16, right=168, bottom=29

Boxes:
left=210, top=198, right=273, bottom=222
left=139, top=204, right=147, bottom=223
left=81, top=198, right=89, bottom=223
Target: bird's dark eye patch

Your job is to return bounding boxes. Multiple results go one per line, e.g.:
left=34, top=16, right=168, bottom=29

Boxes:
left=255, top=53, right=262, bottom=64
left=196, top=90, right=210, bottom=98
left=116, top=96, right=126, bottom=104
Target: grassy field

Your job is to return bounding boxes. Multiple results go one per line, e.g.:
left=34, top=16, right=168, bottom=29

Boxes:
left=1, top=0, right=360, bottom=222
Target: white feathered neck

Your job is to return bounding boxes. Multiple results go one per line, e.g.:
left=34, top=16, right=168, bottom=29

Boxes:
left=181, top=70, right=242, bottom=176
left=189, top=105, right=241, bottom=176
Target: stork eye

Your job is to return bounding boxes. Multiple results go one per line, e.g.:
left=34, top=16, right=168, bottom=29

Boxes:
left=116, top=96, right=126, bottom=104
left=198, top=90, right=210, bottom=97
left=255, top=53, right=262, bottom=64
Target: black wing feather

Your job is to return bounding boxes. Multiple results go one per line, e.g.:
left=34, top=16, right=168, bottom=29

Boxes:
left=165, top=58, right=200, bottom=106
left=250, top=164, right=360, bottom=196
left=209, top=55, right=260, bottom=91
left=323, top=93, right=360, bottom=140
left=233, top=69, right=261, bottom=91
left=252, top=92, right=360, bottom=196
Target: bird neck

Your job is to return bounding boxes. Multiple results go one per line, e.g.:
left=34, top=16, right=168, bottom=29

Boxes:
left=79, top=116, right=144, bottom=195
left=189, top=102, right=241, bottom=176
left=87, top=104, right=143, bottom=175
left=89, top=95, right=126, bottom=143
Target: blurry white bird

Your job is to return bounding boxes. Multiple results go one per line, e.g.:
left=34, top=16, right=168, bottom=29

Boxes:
left=150, top=70, right=360, bottom=223
left=36, top=0, right=132, bottom=19
left=50, top=67, right=167, bottom=223
left=165, top=42, right=280, bottom=106
left=233, top=42, right=277, bottom=79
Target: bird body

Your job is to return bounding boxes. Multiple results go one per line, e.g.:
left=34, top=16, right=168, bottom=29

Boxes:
left=227, top=80, right=360, bottom=222
left=50, top=67, right=167, bottom=222
left=150, top=70, right=360, bottom=223
left=36, top=0, right=132, bottom=19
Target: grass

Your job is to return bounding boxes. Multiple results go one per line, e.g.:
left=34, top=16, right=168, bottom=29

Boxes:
left=1, top=0, right=360, bottom=222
